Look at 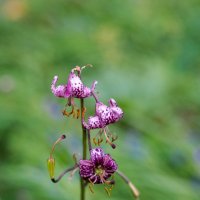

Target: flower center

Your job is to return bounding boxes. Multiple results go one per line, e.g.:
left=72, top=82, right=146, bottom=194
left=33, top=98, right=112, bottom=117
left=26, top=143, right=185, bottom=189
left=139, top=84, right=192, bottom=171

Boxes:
left=95, top=165, right=104, bottom=175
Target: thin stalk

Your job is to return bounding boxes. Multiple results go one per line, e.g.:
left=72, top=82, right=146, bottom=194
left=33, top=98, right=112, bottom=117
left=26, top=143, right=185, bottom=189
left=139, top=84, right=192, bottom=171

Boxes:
left=80, top=98, right=87, bottom=200
left=51, top=165, right=78, bottom=183
left=87, top=129, right=92, bottom=151
left=116, top=170, right=139, bottom=199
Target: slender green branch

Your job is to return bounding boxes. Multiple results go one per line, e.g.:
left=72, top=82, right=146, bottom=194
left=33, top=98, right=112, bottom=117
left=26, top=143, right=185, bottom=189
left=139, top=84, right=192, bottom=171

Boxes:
left=80, top=98, right=87, bottom=200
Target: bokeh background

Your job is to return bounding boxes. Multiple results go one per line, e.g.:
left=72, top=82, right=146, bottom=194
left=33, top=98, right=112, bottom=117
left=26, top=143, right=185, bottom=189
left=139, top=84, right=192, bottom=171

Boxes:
left=0, top=0, right=200, bottom=199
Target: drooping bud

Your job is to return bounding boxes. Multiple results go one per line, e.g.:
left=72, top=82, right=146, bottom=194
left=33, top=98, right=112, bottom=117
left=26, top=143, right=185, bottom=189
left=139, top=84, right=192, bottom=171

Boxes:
left=47, top=134, right=66, bottom=180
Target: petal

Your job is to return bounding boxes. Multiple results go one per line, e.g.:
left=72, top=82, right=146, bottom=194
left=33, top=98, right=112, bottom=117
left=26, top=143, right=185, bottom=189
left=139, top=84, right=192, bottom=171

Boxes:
left=103, top=154, right=118, bottom=174
left=88, top=116, right=104, bottom=129
left=79, top=160, right=94, bottom=178
left=51, top=76, right=67, bottom=98
left=82, top=86, right=92, bottom=98
left=90, top=148, right=104, bottom=166
left=66, top=72, right=93, bottom=98
left=109, top=98, right=117, bottom=107
left=110, top=107, right=123, bottom=123
left=64, top=72, right=73, bottom=97
left=95, top=102, right=112, bottom=125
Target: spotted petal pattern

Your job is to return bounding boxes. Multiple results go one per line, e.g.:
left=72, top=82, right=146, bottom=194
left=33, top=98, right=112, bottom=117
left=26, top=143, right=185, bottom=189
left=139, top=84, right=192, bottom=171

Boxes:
left=84, top=99, right=123, bottom=129
left=51, top=71, right=97, bottom=99
left=79, top=148, right=118, bottom=184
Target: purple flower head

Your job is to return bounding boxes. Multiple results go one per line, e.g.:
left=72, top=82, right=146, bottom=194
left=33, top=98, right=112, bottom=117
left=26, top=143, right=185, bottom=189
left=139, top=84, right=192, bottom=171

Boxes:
left=83, top=98, right=123, bottom=130
left=51, top=69, right=97, bottom=99
left=79, top=148, right=117, bottom=184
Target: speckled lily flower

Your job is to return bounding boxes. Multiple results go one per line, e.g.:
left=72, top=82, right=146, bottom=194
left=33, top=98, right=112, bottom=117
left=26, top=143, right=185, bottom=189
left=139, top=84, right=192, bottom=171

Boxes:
left=83, top=98, right=123, bottom=130
left=79, top=148, right=117, bottom=184
left=51, top=69, right=97, bottom=99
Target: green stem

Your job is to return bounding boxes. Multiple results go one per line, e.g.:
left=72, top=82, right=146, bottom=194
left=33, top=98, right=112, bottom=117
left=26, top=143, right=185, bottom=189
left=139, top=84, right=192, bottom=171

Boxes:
left=80, top=98, right=87, bottom=200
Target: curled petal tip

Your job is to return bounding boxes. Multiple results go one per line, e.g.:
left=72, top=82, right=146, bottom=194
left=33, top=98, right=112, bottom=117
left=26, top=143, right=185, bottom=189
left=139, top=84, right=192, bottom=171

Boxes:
left=109, top=98, right=117, bottom=107
left=51, top=75, right=67, bottom=98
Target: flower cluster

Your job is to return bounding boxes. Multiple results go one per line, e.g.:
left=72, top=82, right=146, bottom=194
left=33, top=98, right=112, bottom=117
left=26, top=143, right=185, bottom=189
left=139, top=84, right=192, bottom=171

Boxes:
left=48, top=66, right=139, bottom=199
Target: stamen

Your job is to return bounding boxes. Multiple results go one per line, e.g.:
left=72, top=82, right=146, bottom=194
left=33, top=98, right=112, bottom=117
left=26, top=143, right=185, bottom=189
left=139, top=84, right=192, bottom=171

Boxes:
left=104, top=187, right=111, bottom=197
left=62, top=105, right=75, bottom=118
left=62, top=109, right=69, bottom=117
left=112, top=135, right=118, bottom=142
left=104, top=179, right=115, bottom=185
left=104, top=183, right=114, bottom=196
left=50, top=134, right=66, bottom=157
left=69, top=167, right=79, bottom=180
left=89, top=183, right=94, bottom=194
left=99, top=174, right=106, bottom=184
left=73, top=109, right=76, bottom=118
left=76, top=109, right=80, bottom=119
left=104, top=129, right=116, bottom=149
left=88, top=178, right=95, bottom=186
left=93, top=138, right=98, bottom=146
left=97, top=138, right=103, bottom=145
left=72, top=153, right=78, bottom=165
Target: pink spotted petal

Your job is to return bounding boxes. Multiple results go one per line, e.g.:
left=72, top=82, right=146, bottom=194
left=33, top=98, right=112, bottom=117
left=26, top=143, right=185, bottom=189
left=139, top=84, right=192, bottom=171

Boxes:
left=51, top=76, right=68, bottom=98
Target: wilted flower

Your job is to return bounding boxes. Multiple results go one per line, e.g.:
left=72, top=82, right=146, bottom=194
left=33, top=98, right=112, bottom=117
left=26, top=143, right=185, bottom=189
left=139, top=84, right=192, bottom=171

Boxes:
left=79, top=148, right=117, bottom=184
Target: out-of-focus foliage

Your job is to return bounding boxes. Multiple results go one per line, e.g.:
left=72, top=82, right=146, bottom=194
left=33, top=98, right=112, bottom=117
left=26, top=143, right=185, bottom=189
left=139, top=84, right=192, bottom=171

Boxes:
left=0, top=0, right=200, bottom=199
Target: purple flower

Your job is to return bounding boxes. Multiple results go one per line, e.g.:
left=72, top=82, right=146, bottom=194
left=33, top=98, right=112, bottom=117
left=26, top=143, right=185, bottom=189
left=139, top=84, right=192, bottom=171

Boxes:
left=79, top=148, right=117, bottom=184
left=83, top=98, right=123, bottom=130
left=51, top=69, right=97, bottom=99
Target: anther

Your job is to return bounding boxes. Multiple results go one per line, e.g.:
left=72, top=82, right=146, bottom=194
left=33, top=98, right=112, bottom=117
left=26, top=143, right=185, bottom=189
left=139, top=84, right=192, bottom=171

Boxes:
left=112, top=135, right=118, bottom=142
left=73, top=110, right=76, bottom=118
left=93, top=138, right=98, bottom=145
left=104, top=129, right=116, bottom=149
left=104, top=187, right=111, bottom=196
left=62, top=109, right=69, bottom=117
left=76, top=109, right=80, bottom=119
left=89, top=183, right=94, bottom=194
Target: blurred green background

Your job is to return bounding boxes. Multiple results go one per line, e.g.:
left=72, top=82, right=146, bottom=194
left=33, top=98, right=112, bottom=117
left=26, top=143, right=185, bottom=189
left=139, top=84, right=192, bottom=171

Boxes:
left=0, top=0, right=200, bottom=199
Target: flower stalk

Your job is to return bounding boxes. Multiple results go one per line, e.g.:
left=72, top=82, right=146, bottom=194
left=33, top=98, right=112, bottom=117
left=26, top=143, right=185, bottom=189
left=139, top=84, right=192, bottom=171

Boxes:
left=80, top=98, right=87, bottom=200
